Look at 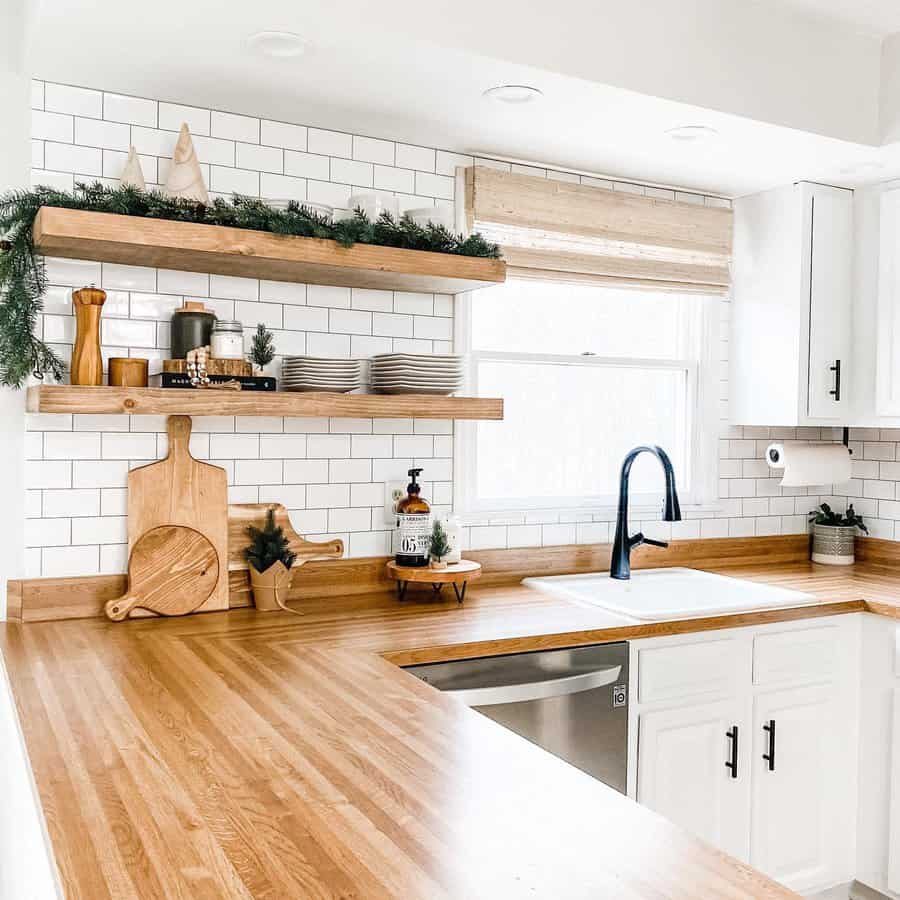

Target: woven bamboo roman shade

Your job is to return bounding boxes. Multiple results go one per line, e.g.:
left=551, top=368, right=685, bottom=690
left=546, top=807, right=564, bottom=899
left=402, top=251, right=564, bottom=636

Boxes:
left=464, top=166, right=733, bottom=294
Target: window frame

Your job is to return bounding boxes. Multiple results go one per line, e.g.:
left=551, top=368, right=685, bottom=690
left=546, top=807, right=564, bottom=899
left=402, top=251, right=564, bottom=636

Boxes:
left=453, top=282, right=721, bottom=518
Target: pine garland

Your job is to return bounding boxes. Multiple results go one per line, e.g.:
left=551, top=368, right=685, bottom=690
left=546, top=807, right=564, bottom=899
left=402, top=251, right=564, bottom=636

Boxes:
left=0, top=182, right=501, bottom=388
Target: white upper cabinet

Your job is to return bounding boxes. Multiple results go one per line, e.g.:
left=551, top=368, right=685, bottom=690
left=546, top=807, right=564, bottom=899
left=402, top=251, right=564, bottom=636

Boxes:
left=731, top=182, right=853, bottom=426
left=876, top=188, right=900, bottom=417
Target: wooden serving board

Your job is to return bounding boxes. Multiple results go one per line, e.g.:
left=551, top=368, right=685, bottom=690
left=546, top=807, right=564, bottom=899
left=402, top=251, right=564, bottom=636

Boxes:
left=163, top=358, right=251, bottom=376
left=106, top=525, right=218, bottom=621
left=128, top=415, right=229, bottom=611
left=228, top=503, right=344, bottom=572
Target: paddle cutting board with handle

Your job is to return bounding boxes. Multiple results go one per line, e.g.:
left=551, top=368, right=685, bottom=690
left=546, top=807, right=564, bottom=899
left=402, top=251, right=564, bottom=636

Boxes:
left=128, top=415, right=228, bottom=612
left=106, top=525, right=219, bottom=621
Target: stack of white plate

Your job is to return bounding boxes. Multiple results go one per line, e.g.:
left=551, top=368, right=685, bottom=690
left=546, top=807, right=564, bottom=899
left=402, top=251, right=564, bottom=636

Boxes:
left=281, top=356, right=363, bottom=392
left=369, top=353, right=465, bottom=395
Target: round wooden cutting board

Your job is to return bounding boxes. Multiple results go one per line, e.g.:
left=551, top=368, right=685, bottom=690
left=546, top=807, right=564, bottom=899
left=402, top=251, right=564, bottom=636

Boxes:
left=105, top=525, right=219, bottom=621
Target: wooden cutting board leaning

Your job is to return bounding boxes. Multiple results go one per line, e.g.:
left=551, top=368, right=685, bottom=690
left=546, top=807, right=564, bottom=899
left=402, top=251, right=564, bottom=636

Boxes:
left=105, top=525, right=218, bottom=621
left=127, top=415, right=229, bottom=612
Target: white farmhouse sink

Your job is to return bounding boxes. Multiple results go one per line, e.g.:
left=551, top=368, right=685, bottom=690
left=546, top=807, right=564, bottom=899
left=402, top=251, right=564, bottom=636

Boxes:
left=523, top=567, right=818, bottom=621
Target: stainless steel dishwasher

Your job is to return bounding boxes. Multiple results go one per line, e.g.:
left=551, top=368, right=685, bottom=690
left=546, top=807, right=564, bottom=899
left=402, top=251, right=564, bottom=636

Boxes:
left=405, top=642, right=629, bottom=793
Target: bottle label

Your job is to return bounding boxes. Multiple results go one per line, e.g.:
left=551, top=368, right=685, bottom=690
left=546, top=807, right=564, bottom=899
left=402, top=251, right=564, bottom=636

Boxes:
left=397, top=514, right=431, bottom=559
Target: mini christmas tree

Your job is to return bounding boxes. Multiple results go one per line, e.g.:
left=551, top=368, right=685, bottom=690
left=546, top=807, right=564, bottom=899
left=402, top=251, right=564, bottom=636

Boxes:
left=249, top=322, right=276, bottom=371
left=429, top=518, right=451, bottom=564
left=245, top=507, right=297, bottom=573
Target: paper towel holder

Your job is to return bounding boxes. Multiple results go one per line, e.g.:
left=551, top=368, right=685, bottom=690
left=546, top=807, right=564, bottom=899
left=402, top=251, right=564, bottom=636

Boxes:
left=765, top=427, right=851, bottom=466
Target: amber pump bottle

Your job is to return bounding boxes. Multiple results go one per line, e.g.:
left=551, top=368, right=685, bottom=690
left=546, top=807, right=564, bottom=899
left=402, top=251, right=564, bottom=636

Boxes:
left=395, top=468, right=431, bottom=567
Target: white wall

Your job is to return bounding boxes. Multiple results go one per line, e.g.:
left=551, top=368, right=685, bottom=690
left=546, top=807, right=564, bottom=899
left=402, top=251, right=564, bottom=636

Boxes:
left=0, top=0, right=30, bottom=617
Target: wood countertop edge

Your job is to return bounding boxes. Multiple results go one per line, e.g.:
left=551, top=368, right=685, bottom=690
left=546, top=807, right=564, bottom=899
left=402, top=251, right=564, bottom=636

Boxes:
left=380, top=597, right=873, bottom=666
left=3, top=562, right=899, bottom=899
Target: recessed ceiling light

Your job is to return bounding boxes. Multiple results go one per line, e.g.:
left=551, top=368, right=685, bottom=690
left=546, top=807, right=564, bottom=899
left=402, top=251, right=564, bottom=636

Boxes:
left=483, top=84, right=543, bottom=105
left=665, top=125, right=719, bottom=143
left=247, top=31, right=309, bottom=59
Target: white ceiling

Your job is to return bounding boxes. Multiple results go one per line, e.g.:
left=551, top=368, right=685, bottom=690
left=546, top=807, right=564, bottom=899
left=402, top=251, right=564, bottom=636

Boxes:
left=25, top=0, right=900, bottom=197
left=776, top=0, right=900, bottom=36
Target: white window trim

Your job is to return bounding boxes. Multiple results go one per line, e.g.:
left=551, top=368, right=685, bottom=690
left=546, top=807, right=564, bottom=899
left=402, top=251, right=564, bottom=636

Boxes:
left=453, top=287, right=721, bottom=519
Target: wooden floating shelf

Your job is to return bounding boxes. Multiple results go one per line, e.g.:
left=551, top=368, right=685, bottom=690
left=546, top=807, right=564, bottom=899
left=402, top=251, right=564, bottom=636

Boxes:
left=33, top=208, right=507, bottom=294
left=26, top=385, right=504, bottom=420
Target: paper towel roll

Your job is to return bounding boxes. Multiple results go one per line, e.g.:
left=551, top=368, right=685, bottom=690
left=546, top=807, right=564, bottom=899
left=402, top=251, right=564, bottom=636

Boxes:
left=764, top=442, right=851, bottom=487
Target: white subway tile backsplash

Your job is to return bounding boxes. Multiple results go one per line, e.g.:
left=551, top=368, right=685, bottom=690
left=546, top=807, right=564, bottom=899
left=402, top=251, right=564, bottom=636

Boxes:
left=330, top=158, right=373, bottom=187
left=31, top=80, right=865, bottom=576
left=26, top=461, right=71, bottom=490
left=353, top=135, right=394, bottom=165
left=75, top=117, right=130, bottom=150
left=41, top=545, right=99, bottom=577
left=260, top=172, right=307, bottom=202
left=259, top=435, right=307, bottom=458
left=157, top=269, right=209, bottom=296
left=415, top=171, right=454, bottom=199
left=73, top=460, right=129, bottom=488
left=329, top=459, right=373, bottom=483
left=307, top=483, right=350, bottom=508
left=45, top=83, right=102, bottom=118
left=210, top=166, right=259, bottom=195
left=261, top=120, right=307, bottom=151
left=44, top=432, right=100, bottom=460
left=211, top=110, right=259, bottom=143
left=33, top=110, right=74, bottom=142
left=235, top=300, right=282, bottom=328
left=328, top=309, right=372, bottom=334
left=373, top=165, right=415, bottom=193
left=284, top=150, right=330, bottom=180
left=71, top=516, right=127, bottom=545
left=308, top=128, right=352, bottom=158
left=158, top=102, right=210, bottom=135
left=396, top=144, right=436, bottom=172
left=44, top=142, right=102, bottom=175
left=235, top=459, right=281, bottom=485
left=42, top=489, right=100, bottom=518
left=307, top=435, right=351, bottom=458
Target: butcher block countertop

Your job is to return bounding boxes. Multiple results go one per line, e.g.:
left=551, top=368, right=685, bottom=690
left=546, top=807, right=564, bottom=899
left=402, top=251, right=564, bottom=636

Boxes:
left=3, top=559, right=900, bottom=900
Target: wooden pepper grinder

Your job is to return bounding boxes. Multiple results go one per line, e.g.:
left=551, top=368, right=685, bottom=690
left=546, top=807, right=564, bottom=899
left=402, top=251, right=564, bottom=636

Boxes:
left=71, top=285, right=106, bottom=386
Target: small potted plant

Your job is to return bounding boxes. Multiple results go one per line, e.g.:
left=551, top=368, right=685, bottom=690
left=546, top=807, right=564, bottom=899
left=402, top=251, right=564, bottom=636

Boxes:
left=249, top=322, right=275, bottom=375
left=808, top=502, right=868, bottom=565
left=245, top=507, right=297, bottom=610
left=428, top=519, right=451, bottom=570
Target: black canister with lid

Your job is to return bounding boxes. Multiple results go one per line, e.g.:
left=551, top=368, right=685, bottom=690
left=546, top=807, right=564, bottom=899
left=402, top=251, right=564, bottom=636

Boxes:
left=170, top=301, right=216, bottom=359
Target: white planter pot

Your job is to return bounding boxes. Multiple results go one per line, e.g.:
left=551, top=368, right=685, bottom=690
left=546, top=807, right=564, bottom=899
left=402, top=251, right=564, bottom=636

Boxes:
left=811, top=524, right=856, bottom=565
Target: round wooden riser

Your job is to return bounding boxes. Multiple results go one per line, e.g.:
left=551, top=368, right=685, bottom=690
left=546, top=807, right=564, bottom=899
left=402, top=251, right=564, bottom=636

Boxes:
left=385, top=560, right=481, bottom=604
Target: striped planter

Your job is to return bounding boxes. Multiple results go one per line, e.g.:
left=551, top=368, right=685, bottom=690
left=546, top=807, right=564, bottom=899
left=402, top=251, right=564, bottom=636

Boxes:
left=811, top=524, right=856, bottom=566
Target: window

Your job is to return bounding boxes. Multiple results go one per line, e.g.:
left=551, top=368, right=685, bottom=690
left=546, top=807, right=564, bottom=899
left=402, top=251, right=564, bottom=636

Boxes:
left=455, top=276, right=718, bottom=514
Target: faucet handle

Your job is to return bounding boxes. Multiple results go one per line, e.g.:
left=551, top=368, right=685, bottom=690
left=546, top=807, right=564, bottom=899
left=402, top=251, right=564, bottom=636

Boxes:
left=643, top=537, right=669, bottom=549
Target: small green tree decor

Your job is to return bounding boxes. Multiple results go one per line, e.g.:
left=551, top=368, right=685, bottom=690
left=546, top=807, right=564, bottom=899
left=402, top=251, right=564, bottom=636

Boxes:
left=244, top=508, right=298, bottom=612
left=249, top=323, right=275, bottom=373
left=429, top=519, right=452, bottom=569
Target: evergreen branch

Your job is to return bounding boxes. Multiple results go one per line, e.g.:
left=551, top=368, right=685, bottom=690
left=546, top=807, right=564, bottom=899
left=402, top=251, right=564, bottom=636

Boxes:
left=0, top=183, right=501, bottom=388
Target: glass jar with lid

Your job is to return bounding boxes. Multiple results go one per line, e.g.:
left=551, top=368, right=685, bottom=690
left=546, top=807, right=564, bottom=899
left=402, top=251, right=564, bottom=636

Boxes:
left=211, top=320, right=244, bottom=359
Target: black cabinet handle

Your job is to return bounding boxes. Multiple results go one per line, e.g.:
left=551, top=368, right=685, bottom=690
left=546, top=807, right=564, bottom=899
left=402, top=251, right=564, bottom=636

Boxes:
left=829, top=359, right=842, bottom=402
left=762, top=719, right=776, bottom=771
left=726, top=726, right=739, bottom=779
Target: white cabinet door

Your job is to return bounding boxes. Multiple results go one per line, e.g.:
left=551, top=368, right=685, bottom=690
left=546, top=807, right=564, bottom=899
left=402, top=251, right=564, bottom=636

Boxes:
left=877, top=188, right=900, bottom=416
left=804, top=184, right=854, bottom=420
left=638, top=700, right=750, bottom=861
left=888, top=687, right=900, bottom=894
left=750, top=684, right=849, bottom=892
